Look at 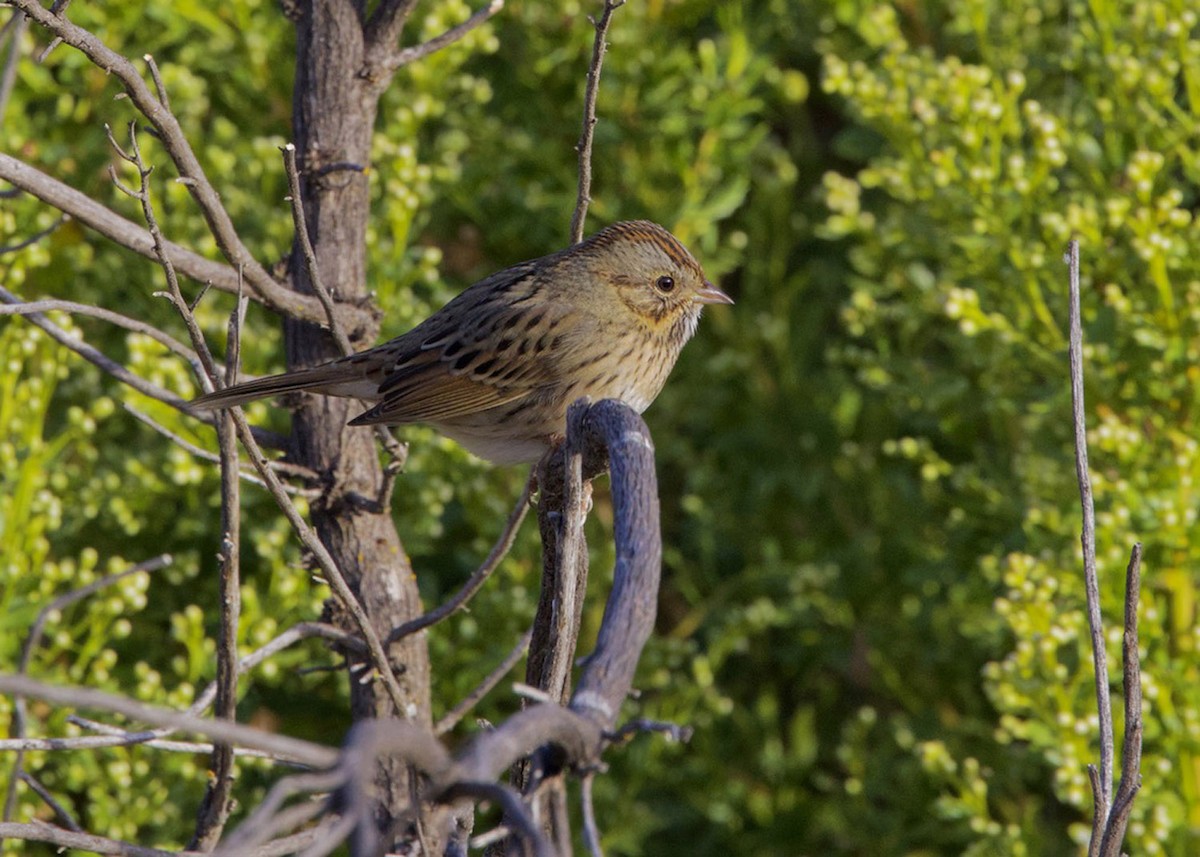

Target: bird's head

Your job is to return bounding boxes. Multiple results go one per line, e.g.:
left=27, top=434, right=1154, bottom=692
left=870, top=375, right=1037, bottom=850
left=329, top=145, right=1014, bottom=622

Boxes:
left=574, top=221, right=733, bottom=338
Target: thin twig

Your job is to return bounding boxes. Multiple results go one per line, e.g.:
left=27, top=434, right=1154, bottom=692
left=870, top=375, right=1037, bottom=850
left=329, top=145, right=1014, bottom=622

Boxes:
left=215, top=771, right=345, bottom=856
left=0, top=284, right=202, bottom=415
left=66, top=717, right=300, bottom=762
left=0, top=676, right=338, bottom=768
left=0, top=212, right=67, bottom=255
left=0, top=293, right=207, bottom=373
left=0, top=821, right=192, bottom=857
left=0, top=622, right=360, bottom=757
left=15, top=772, right=82, bottom=832
left=142, top=53, right=169, bottom=109
left=0, top=11, right=26, bottom=123
left=569, top=0, right=624, bottom=244
left=281, top=144, right=353, bottom=356
left=109, top=122, right=412, bottom=720
left=375, top=0, right=504, bottom=75
left=0, top=820, right=326, bottom=857
left=0, top=153, right=351, bottom=325
left=435, top=629, right=533, bottom=736
left=9, top=0, right=348, bottom=327
left=122, top=403, right=320, bottom=494
left=280, top=143, right=407, bottom=483
left=1, top=555, right=171, bottom=830
left=604, top=717, right=694, bottom=745
left=443, top=781, right=554, bottom=857
left=1066, top=240, right=1113, bottom=835
left=1097, top=544, right=1144, bottom=857
left=387, top=474, right=534, bottom=645
left=190, top=290, right=249, bottom=849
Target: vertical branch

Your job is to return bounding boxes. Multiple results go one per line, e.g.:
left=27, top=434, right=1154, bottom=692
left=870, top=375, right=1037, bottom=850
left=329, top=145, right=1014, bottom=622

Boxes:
left=281, top=143, right=408, bottom=498
left=569, top=0, right=624, bottom=245
left=1097, top=545, right=1143, bottom=857
left=190, top=291, right=248, bottom=850
left=0, top=11, right=27, bottom=122
left=1066, top=240, right=1113, bottom=821
left=1066, top=241, right=1144, bottom=857
left=528, top=406, right=593, bottom=705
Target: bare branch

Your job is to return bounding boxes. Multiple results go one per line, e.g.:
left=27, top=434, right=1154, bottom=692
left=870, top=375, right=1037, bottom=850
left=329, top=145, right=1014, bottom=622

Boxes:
left=1066, top=242, right=1143, bottom=856
left=0, top=294, right=204, bottom=371
left=16, top=622, right=366, bottom=758
left=0, top=552, right=173, bottom=839
left=0, top=675, right=338, bottom=767
left=0, top=821, right=192, bottom=857
left=0, top=154, right=356, bottom=326
left=569, top=0, right=624, bottom=244
left=436, top=628, right=533, bottom=736
left=368, top=0, right=504, bottom=77
left=105, top=121, right=411, bottom=720
left=0, top=284, right=197, bottom=410
left=1066, top=239, right=1113, bottom=831
left=190, top=293, right=249, bottom=849
left=605, top=718, right=693, bottom=746
left=0, top=11, right=26, bottom=124
left=547, top=404, right=594, bottom=702
left=363, top=0, right=420, bottom=60
left=0, top=212, right=67, bottom=255
left=8, top=1, right=340, bottom=329
left=214, top=770, right=346, bottom=857
left=66, top=717, right=296, bottom=762
left=387, top=475, right=534, bottom=645
left=444, top=781, right=553, bottom=857
left=564, top=401, right=661, bottom=728
left=580, top=773, right=603, bottom=857
left=1097, top=543, right=1144, bottom=857
left=15, top=772, right=82, bottom=832
left=281, top=144, right=353, bottom=355
left=0, top=820, right=327, bottom=857
left=122, top=404, right=320, bottom=495
left=280, top=142, right=407, bottom=480
left=200, top=401, right=663, bottom=856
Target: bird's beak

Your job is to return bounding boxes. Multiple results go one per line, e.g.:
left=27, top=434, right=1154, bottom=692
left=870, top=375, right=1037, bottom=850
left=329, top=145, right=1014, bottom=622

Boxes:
left=694, top=281, right=734, bottom=305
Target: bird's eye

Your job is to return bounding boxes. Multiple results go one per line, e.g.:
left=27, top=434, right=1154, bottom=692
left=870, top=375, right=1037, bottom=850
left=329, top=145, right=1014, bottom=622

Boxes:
left=655, top=275, right=676, bottom=293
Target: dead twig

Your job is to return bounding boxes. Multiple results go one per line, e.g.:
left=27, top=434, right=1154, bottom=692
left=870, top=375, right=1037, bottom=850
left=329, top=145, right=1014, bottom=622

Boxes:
left=190, top=289, right=249, bottom=850
left=1, top=555, right=171, bottom=830
left=387, top=474, right=534, bottom=645
left=436, top=629, right=533, bottom=736
left=1065, top=240, right=1143, bottom=857
left=368, top=0, right=504, bottom=77
left=0, top=213, right=67, bottom=255
left=569, top=0, right=625, bottom=244
left=0, top=675, right=337, bottom=767
left=280, top=143, right=408, bottom=498
left=122, top=403, right=320, bottom=495
left=107, top=119, right=412, bottom=725
left=11, top=0, right=364, bottom=328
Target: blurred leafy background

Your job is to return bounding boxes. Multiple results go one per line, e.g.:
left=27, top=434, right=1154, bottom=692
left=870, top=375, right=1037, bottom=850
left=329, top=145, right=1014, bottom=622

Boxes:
left=2, top=0, right=1199, bottom=854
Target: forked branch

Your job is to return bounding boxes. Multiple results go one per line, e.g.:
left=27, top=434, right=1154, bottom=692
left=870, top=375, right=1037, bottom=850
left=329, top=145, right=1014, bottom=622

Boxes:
left=1064, top=240, right=1143, bottom=857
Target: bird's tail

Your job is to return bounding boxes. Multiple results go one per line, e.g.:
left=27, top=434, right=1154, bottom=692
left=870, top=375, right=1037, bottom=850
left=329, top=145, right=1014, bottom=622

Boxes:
left=191, top=363, right=377, bottom=410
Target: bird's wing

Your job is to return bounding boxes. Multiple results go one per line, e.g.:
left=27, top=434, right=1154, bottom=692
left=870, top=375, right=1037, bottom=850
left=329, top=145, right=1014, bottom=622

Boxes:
left=349, top=273, right=587, bottom=426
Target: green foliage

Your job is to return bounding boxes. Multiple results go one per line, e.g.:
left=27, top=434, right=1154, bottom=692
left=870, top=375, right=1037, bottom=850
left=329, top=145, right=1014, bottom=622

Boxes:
left=3, top=0, right=1199, bottom=854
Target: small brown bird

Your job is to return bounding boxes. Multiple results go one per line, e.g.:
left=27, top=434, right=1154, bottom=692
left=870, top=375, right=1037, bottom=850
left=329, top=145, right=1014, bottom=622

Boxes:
left=193, top=221, right=732, bottom=463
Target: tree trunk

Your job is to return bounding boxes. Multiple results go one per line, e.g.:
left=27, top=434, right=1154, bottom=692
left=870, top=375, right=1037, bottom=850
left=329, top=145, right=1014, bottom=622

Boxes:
left=288, top=0, right=431, bottom=830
